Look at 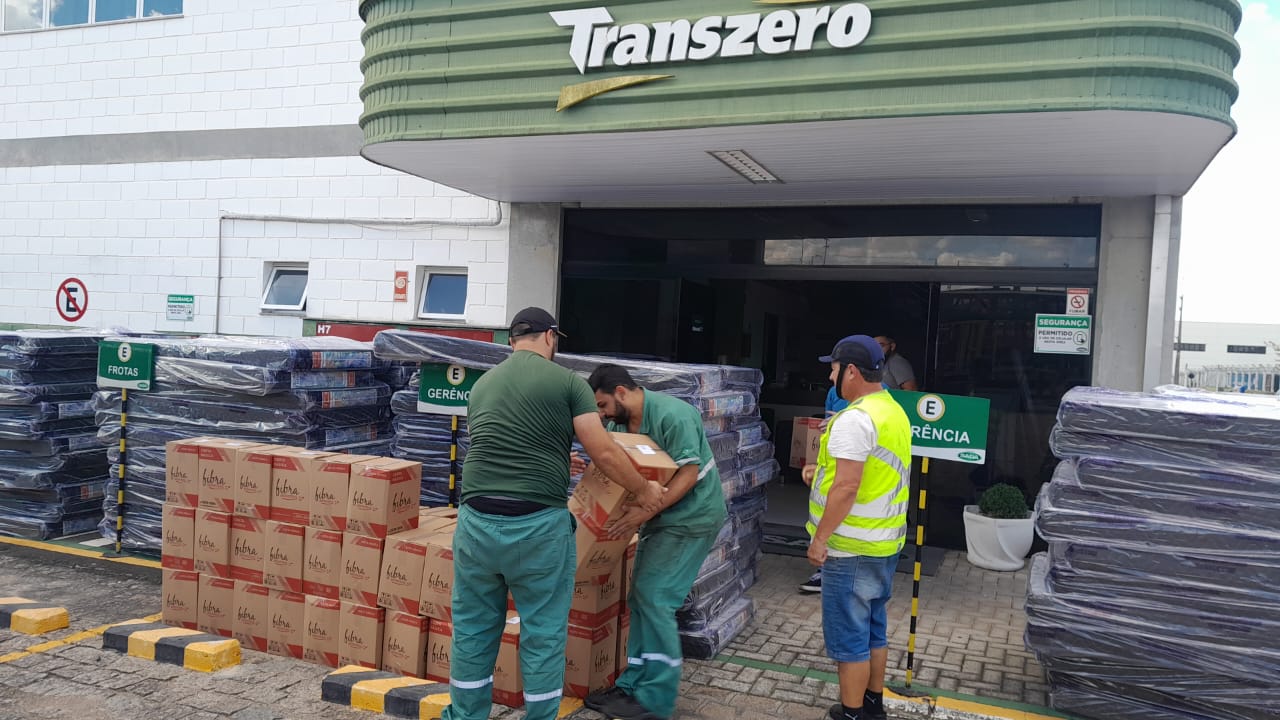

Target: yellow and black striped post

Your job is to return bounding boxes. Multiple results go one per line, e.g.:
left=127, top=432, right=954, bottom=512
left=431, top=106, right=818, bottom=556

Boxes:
left=448, top=415, right=459, bottom=508
left=905, top=457, right=929, bottom=687
left=114, top=387, right=128, bottom=556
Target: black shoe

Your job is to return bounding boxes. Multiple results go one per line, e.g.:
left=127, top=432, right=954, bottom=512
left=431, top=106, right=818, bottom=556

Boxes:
left=827, top=704, right=849, bottom=720
left=585, top=686, right=630, bottom=714
left=799, top=571, right=822, bottom=593
left=863, top=692, right=888, bottom=720
left=603, top=693, right=665, bottom=720
left=828, top=701, right=886, bottom=720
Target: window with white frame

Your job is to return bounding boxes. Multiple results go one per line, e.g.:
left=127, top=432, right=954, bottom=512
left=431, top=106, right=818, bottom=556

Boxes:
left=261, top=263, right=309, bottom=313
left=418, top=269, right=468, bottom=319
left=2, top=0, right=181, bottom=32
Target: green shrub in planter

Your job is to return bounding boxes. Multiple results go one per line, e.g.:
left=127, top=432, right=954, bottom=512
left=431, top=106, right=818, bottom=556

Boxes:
left=978, top=483, right=1030, bottom=519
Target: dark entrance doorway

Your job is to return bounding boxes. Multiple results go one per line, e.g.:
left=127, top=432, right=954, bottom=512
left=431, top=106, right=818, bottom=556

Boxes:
left=559, top=205, right=1100, bottom=550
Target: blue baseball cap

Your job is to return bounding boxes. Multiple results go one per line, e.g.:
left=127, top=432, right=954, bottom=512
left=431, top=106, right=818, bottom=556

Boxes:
left=819, top=335, right=884, bottom=371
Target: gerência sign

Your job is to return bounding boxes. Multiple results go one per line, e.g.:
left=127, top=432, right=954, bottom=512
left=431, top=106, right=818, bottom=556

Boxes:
left=550, top=3, right=873, bottom=110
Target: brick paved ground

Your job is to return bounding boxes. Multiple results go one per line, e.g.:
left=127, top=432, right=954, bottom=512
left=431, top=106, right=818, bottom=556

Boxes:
left=0, top=543, right=1044, bottom=720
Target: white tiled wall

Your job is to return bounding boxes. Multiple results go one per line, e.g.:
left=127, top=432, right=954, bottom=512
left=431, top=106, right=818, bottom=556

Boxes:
left=0, top=157, right=511, bottom=333
left=0, top=0, right=366, bottom=138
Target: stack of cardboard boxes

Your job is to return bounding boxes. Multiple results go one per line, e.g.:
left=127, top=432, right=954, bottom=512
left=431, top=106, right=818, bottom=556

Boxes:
left=159, top=431, right=674, bottom=709
left=159, top=436, right=422, bottom=671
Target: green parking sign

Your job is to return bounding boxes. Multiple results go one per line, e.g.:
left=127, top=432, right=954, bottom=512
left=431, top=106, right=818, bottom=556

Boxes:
left=418, top=363, right=484, bottom=416
left=888, top=390, right=990, bottom=464
left=97, top=341, right=155, bottom=391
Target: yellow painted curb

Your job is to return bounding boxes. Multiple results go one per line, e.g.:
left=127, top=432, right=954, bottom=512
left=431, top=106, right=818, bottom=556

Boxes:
left=0, top=535, right=162, bottom=569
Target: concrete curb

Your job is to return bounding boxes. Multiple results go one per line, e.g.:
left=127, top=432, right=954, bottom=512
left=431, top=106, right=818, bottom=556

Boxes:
left=102, top=619, right=241, bottom=672
left=0, top=597, right=70, bottom=635
left=321, top=666, right=585, bottom=719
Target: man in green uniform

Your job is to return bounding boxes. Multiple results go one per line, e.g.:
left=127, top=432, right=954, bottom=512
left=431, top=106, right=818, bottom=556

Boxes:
left=443, top=308, right=666, bottom=720
left=582, top=364, right=728, bottom=720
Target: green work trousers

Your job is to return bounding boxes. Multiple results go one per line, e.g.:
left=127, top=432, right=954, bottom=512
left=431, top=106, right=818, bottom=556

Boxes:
left=615, top=526, right=719, bottom=718
left=441, top=505, right=575, bottom=720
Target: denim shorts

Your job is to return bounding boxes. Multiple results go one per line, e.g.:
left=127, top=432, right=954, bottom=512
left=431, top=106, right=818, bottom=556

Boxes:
left=821, top=553, right=898, bottom=663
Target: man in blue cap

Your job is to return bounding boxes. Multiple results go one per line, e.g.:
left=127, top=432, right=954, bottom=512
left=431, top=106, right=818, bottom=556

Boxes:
left=806, top=335, right=911, bottom=720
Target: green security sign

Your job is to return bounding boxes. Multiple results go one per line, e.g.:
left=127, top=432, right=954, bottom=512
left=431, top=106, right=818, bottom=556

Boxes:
left=97, top=341, right=155, bottom=391
left=888, top=390, right=990, bottom=465
left=418, top=363, right=485, bottom=416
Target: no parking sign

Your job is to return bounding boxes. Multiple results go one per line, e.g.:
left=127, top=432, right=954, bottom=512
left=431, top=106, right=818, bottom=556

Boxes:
left=56, top=278, right=88, bottom=322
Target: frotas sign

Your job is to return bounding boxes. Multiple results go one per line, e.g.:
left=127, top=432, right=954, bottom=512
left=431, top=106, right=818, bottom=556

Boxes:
left=551, top=3, right=873, bottom=109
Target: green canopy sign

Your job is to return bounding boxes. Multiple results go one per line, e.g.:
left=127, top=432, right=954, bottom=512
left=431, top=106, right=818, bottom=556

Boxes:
left=418, top=363, right=485, bottom=416
left=97, top=341, right=155, bottom=391
left=888, top=390, right=990, bottom=464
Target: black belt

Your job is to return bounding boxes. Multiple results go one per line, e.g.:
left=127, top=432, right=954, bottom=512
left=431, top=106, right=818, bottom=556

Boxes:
left=464, top=495, right=550, bottom=517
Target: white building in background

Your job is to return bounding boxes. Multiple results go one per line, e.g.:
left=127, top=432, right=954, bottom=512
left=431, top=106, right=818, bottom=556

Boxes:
left=1174, top=321, right=1280, bottom=392
left=0, top=0, right=525, bottom=339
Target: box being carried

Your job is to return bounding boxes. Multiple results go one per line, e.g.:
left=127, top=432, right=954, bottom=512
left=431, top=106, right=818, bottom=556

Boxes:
left=790, top=416, right=824, bottom=469
left=570, top=433, right=676, bottom=580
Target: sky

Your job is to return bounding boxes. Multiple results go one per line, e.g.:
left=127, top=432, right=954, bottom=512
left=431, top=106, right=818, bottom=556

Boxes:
left=1179, top=1, right=1280, bottom=323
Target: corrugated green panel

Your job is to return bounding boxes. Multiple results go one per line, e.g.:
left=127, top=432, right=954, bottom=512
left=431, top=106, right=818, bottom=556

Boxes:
left=357, top=0, right=1241, bottom=143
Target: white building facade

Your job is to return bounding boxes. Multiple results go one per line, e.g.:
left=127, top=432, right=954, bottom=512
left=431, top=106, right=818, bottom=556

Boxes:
left=0, top=0, right=523, bottom=338
left=1175, top=321, right=1280, bottom=392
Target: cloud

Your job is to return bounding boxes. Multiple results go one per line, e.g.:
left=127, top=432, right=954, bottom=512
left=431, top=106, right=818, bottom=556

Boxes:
left=1179, top=2, right=1280, bottom=323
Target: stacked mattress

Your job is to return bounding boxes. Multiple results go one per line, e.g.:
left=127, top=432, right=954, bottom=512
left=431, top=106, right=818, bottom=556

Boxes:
left=1028, top=386, right=1280, bottom=720
left=0, top=331, right=107, bottom=539
left=373, top=330, right=772, bottom=657
left=93, top=336, right=394, bottom=550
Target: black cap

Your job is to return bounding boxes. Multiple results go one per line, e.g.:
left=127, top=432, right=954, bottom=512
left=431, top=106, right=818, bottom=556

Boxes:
left=819, top=335, right=884, bottom=370
left=510, top=306, right=567, bottom=338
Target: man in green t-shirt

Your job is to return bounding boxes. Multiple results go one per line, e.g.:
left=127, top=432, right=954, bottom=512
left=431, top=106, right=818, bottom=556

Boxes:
left=582, top=364, right=727, bottom=720
left=442, top=308, right=666, bottom=720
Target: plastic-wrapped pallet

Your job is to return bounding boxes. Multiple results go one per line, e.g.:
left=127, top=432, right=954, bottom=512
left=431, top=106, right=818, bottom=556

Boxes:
left=0, top=331, right=107, bottom=540
left=94, top=335, right=392, bottom=551
left=1027, top=386, right=1280, bottom=720
left=373, top=330, right=772, bottom=655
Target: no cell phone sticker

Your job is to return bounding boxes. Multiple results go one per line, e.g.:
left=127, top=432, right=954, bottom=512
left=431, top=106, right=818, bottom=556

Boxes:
left=56, top=278, right=89, bottom=322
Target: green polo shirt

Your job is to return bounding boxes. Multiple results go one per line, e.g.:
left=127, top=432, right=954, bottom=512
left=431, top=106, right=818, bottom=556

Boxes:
left=608, top=389, right=727, bottom=535
left=462, top=350, right=598, bottom=508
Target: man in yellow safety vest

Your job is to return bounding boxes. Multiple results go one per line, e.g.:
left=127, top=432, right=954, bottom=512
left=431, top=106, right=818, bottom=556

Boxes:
left=802, top=335, right=912, bottom=720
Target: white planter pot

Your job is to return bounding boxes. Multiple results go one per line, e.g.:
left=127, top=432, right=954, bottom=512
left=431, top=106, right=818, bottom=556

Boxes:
left=962, top=505, right=1034, bottom=571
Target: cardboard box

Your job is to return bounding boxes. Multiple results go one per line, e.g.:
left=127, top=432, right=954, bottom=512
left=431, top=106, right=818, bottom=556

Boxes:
left=339, top=602, right=385, bottom=669
left=271, top=449, right=334, bottom=526
left=340, top=533, right=384, bottom=608
left=418, top=528, right=456, bottom=621
left=616, top=611, right=631, bottom=679
left=426, top=619, right=452, bottom=683
left=199, top=440, right=262, bottom=512
left=789, top=416, right=824, bottom=469
left=620, top=535, right=638, bottom=613
left=382, top=611, right=430, bottom=677
left=161, top=504, right=196, bottom=571
left=165, top=437, right=211, bottom=507
left=230, top=515, right=267, bottom=585
left=198, top=575, right=236, bottom=638
left=493, top=614, right=523, bottom=708
left=419, top=507, right=458, bottom=521
left=570, top=568, right=622, bottom=629
left=378, top=530, right=434, bottom=614
left=564, top=621, right=618, bottom=699
left=303, top=595, right=342, bottom=667
left=347, top=458, right=422, bottom=538
left=264, top=521, right=306, bottom=593
left=235, top=445, right=280, bottom=519
left=267, top=590, right=306, bottom=659
left=232, top=581, right=271, bottom=652
left=304, top=528, right=344, bottom=599
left=570, top=433, right=676, bottom=580
left=161, top=569, right=199, bottom=630
left=311, top=454, right=379, bottom=532
left=194, top=510, right=232, bottom=578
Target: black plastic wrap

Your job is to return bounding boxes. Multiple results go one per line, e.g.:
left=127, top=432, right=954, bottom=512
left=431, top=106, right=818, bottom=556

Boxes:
left=0, top=330, right=104, bottom=354
left=0, top=351, right=97, bottom=371
left=0, top=432, right=100, bottom=458
left=1045, top=664, right=1277, bottom=719
left=1057, top=385, right=1280, bottom=451
left=94, top=395, right=390, bottom=433
left=0, top=368, right=97, bottom=385
left=679, top=597, right=755, bottom=660
left=0, top=400, right=95, bottom=422
left=0, top=382, right=100, bottom=405
left=0, top=510, right=101, bottom=540
left=678, top=570, right=754, bottom=631
left=1050, top=426, right=1280, bottom=477
left=95, top=383, right=392, bottom=415
left=108, top=335, right=373, bottom=370
left=97, top=421, right=391, bottom=450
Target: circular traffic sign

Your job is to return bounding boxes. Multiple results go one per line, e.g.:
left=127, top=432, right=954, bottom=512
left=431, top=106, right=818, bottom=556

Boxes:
left=56, top=277, right=89, bottom=322
left=1070, top=295, right=1086, bottom=309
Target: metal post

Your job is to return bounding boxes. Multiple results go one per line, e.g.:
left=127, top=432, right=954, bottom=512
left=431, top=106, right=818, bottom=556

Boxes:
left=448, top=415, right=459, bottom=508
left=115, top=388, right=127, bottom=555
left=905, top=457, right=928, bottom=688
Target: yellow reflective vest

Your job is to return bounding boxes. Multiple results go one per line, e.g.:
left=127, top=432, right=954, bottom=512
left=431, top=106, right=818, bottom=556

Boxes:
left=806, top=391, right=912, bottom=557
